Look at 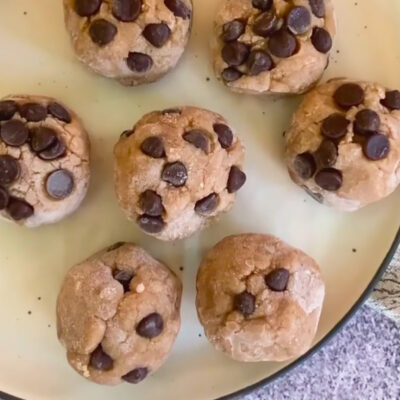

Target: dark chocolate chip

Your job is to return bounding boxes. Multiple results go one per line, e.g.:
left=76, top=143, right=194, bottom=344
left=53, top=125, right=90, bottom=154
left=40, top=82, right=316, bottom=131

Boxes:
left=268, top=29, right=298, bottom=58
left=0, top=155, right=20, bottom=185
left=253, top=12, right=280, bottom=37
left=140, top=136, right=165, bottom=158
left=221, top=19, right=246, bottom=42
left=0, top=101, right=17, bottom=121
left=46, top=169, right=74, bottom=200
left=265, top=268, right=290, bottom=291
left=122, top=367, right=148, bottom=384
left=48, top=102, right=71, bottom=123
left=161, top=108, right=181, bottom=115
left=136, top=313, right=163, bottom=338
left=113, top=269, right=134, bottom=292
left=315, top=168, right=343, bottom=191
left=311, top=27, right=332, bottom=53
left=164, top=0, right=191, bottom=19
left=19, top=103, right=47, bottom=122
left=293, top=152, right=316, bottom=179
left=89, top=19, right=117, bottom=46
left=314, top=140, right=338, bottom=167
left=183, top=130, right=210, bottom=153
left=221, top=41, right=250, bottom=66
left=113, top=0, right=142, bottom=22
left=353, top=109, right=380, bottom=135
left=137, top=215, right=165, bottom=233
left=30, top=127, right=57, bottom=152
left=227, top=166, right=246, bottom=193
left=233, top=291, right=255, bottom=317
left=38, top=138, right=66, bottom=160
left=121, top=129, right=134, bottom=138
left=143, top=23, right=171, bottom=48
left=213, top=123, right=233, bottom=149
left=333, top=83, right=365, bottom=109
left=363, top=133, right=390, bottom=161
left=380, top=90, right=400, bottom=110
left=247, top=50, right=273, bottom=75
left=221, top=67, right=243, bottom=82
left=195, top=193, right=219, bottom=216
left=126, top=52, right=153, bottom=73
left=7, top=197, right=34, bottom=220
left=309, top=0, right=325, bottom=18
left=162, top=162, right=188, bottom=187
left=321, top=113, right=350, bottom=140
left=286, top=6, right=311, bottom=35
left=74, top=0, right=102, bottom=17
left=0, top=186, right=9, bottom=210
left=107, top=242, right=125, bottom=251
left=89, top=345, right=113, bottom=371
left=139, top=190, right=163, bottom=216
left=251, top=0, right=273, bottom=11
left=0, top=120, right=29, bottom=146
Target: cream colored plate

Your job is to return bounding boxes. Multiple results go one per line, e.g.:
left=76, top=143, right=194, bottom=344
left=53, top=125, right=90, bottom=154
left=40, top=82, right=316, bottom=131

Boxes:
left=0, top=1, right=399, bottom=399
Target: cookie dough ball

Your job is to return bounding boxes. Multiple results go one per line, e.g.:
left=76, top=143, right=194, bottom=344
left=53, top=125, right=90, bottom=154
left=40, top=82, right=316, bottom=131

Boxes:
left=0, top=95, right=90, bottom=227
left=196, top=234, right=325, bottom=362
left=64, top=0, right=193, bottom=85
left=285, top=79, right=400, bottom=211
left=213, top=0, right=336, bottom=95
left=57, top=242, right=182, bottom=385
left=114, top=107, right=246, bottom=241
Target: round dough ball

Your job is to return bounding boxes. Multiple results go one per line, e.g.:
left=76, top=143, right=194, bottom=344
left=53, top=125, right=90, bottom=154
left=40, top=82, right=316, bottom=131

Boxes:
left=57, top=242, right=182, bottom=385
left=213, top=0, right=336, bottom=95
left=285, top=78, right=400, bottom=211
left=196, top=234, right=325, bottom=362
left=114, top=107, right=246, bottom=241
left=0, top=95, right=90, bottom=227
left=63, top=0, right=193, bottom=85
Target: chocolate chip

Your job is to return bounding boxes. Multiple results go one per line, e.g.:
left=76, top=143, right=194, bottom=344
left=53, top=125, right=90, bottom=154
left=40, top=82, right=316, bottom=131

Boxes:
left=247, top=50, right=273, bottom=75
left=46, top=169, right=74, bottom=199
left=253, top=12, right=280, bottom=37
left=74, top=0, right=102, bottom=16
left=314, top=140, right=338, bottom=167
left=19, top=103, right=47, bottom=122
left=195, top=193, right=219, bottom=215
left=315, top=168, right=343, bottom=191
left=265, top=268, right=290, bottom=291
left=113, top=0, right=141, bottom=22
left=107, top=242, right=125, bottom=251
left=136, top=313, right=163, bottom=338
left=311, top=27, right=332, bottom=53
left=143, top=23, right=171, bottom=48
left=354, top=109, right=380, bottom=135
left=0, top=120, right=29, bottom=146
left=126, top=52, right=153, bottom=73
left=233, top=291, right=255, bottom=317
left=294, top=152, right=316, bottom=179
left=227, top=166, right=246, bottom=193
left=162, top=162, right=188, bottom=187
left=137, top=215, right=165, bottom=233
left=7, top=197, right=34, bottom=220
left=309, top=0, right=325, bottom=18
left=321, top=113, right=350, bottom=140
left=164, top=0, right=191, bottom=19
left=48, top=102, right=71, bottom=123
left=161, top=108, right=181, bottom=115
left=113, top=269, right=134, bottom=292
left=251, top=0, right=273, bottom=11
left=268, top=29, right=298, bottom=58
left=121, top=129, right=134, bottom=138
left=30, top=127, right=57, bottom=152
left=221, top=41, right=250, bottom=66
left=286, top=6, right=311, bottom=35
left=0, top=186, right=9, bottom=210
left=89, top=345, right=113, bottom=371
left=140, top=136, right=165, bottom=158
left=222, top=19, right=246, bottom=42
left=213, top=123, right=233, bottom=149
left=363, top=133, right=390, bottom=161
left=183, top=130, right=210, bottom=153
left=139, top=190, right=163, bottom=216
left=221, top=67, right=243, bottom=82
left=333, top=83, right=364, bottom=109
left=38, top=138, right=66, bottom=160
left=89, top=19, right=117, bottom=46
left=0, top=155, right=20, bottom=185
left=380, top=90, right=400, bottom=110
left=0, top=101, right=17, bottom=121
left=122, top=367, right=148, bottom=384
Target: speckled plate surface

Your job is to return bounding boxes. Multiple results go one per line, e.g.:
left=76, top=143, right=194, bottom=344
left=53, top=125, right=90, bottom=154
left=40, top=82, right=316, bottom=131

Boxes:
left=0, top=1, right=399, bottom=399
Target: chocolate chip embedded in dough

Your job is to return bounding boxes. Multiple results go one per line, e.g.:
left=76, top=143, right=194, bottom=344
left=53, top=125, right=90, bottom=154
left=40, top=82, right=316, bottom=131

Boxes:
left=143, top=23, right=171, bottom=48
left=0, top=155, right=20, bottom=185
left=89, top=19, right=117, bottom=46
left=265, top=268, right=290, bottom=292
left=38, top=138, right=66, bottom=161
left=122, top=367, right=149, bottom=384
left=311, top=27, right=332, bottom=53
left=315, top=168, right=343, bottom=191
left=45, top=169, right=74, bottom=200
left=113, top=269, right=134, bottom=292
left=309, top=0, right=325, bottom=18
left=333, top=83, right=364, bottom=109
left=363, top=133, right=390, bottom=161
left=286, top=6, right=311, bottom=35
left=7, top=197, right=34, bottom=220
left=353, top=109, right=380, bottom=135
left=0, top=186, right=9, bottom=210
left=137, top=215, right=165, bottom=233
left=221, top=41, right=250, bottom=66
left=89, top=344, right=114, bottom=371
left=380, top=90, right=400, bottom=110
left=233, top=291, right=255, bottom=317
left=140, top=136, right=166, bottom=158
left=253, top=12, right=280, bottom=37
left=183, top=130, right=210, bottom=153
left=126, top=52, right=153, bottom=73
left=313, top=140, right=338, bottom=168
left=161, top=162, right=188, bottom=187
left=213, top=123, right=233, bottom=149
left=227, top=166, right=246, bottom=193
left=293, top=152, right=316, bottom=179
left=48, top=102, right=71, bottom=123
left=0, top=100, right=17, bottom=121
left=221, top=67, right=243, bottom=82
left=30, top=127, right=57, bottom=152
left=0, top=120, right=29, bottom=146
left=195, top=193, right=219, bottom=216
left=139, top=190, right=163, bottom=216
left=112, top=0, right=142, bottom=22
left=19, top=103, right=47, bottom=122
left=221, top=19, right=246, bottom=42
left=247, top=50, right=273, bottom=75
left=321, top=113, right=350, bottom=140
left=74, top=0, right=102, bottom=17
left=136, top=313, right=164, bottom=338
left=268, top=29, right=298, bottom=58
left=251, top=0, right=273, bottom=11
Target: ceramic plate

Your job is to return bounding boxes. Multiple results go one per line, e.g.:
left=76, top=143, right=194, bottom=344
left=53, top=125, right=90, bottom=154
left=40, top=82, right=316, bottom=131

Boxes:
left=0, top=0, right=399, bottom=399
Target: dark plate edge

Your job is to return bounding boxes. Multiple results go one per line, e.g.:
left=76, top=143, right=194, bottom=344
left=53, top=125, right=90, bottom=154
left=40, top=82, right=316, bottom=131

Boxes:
left=0, top=228, right=399, bottom=400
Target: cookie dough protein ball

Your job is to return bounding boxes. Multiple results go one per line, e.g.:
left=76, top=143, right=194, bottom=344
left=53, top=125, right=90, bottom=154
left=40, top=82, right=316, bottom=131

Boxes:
left=57, top=242, right=182, bottom=385
left=114, top=107, right=246, bottom=241
left=285, top=79, right=400, bottom=211
left=63, top=0, right=193, bottom=85
left=196, top=234, right=325, bottom=362
left=213, top=0, right=336, bottom=95
left=0, top=95, right=90, bottom=227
